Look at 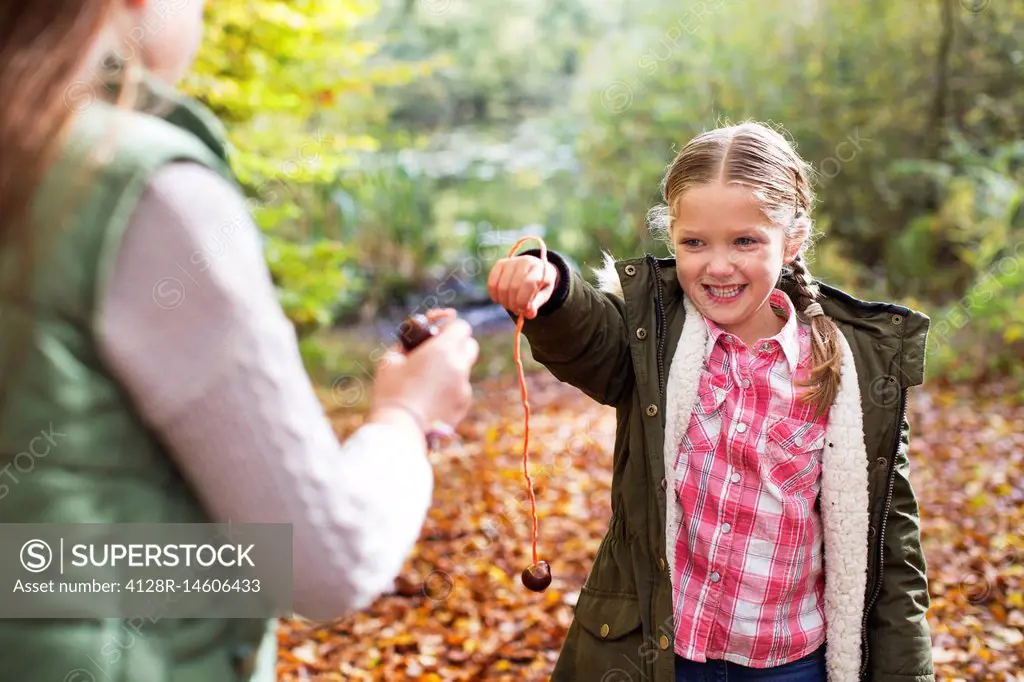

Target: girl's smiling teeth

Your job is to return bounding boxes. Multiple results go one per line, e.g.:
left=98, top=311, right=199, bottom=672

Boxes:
left=704, top=284, right=747, bottom=301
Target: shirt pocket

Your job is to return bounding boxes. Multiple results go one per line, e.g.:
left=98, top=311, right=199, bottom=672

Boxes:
left=764, top=417, right=825, bottom=494
left=682, top=381, right=727, bottom=453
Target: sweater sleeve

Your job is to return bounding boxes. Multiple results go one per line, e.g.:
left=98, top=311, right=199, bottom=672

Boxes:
left=95, top=161, right=433, bottom=620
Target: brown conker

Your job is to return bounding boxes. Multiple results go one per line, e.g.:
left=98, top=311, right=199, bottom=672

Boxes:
left=398, top=314, right=438, bottom=352
left=521, top=561, right=552, bottom=592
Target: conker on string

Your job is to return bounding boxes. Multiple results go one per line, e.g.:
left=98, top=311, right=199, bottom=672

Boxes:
left=521, top=561, right=552, bottom=592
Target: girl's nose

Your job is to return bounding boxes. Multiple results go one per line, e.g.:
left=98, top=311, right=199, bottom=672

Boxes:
left=706, top=252, right=736, bottom=278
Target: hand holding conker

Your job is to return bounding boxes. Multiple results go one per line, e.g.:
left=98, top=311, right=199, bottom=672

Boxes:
left=398, top=313, right=442, bottom=351
left=393, top=311, right=461, bottom=448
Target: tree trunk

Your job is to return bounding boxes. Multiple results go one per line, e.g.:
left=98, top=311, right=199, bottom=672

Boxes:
left=930, top=0, right=955, bottom=156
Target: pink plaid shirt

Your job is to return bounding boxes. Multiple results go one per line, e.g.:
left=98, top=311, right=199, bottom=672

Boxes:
left=671, top=288, right=829, bottom=667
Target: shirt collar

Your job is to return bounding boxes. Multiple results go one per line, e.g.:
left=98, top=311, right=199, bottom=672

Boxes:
left=703, top=288, right=802, bottom=373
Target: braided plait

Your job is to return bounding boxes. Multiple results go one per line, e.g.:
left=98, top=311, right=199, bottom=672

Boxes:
left=793, top=166, right=812, bottom=218
left=788, top=252, right=820, bottom=307
left=789, top=253, right=842, bottom=418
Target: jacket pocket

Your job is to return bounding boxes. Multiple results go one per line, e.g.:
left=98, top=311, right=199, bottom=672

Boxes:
left=576, top=588, right=643, bottom=639
left=765, top=417, right=825, bottom=494
left=552, top=588, right=647, bottom=682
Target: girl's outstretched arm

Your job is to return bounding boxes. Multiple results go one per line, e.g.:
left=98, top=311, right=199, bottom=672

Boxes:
left=495, top=248, right=633, bottom=407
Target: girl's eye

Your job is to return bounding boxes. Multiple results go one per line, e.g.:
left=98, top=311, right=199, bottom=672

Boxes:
left=680, top=239, right=702, bottom=248
left=736, top=237, right=758, bottom=246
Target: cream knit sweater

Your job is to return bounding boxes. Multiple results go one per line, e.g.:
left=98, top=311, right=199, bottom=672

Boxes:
left=96, top=162, right=433, bottom=622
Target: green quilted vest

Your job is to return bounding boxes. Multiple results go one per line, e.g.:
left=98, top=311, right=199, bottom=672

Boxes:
left=0, top=78, right=275, bottom=682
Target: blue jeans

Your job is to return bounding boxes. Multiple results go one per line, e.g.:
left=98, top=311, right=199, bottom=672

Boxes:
left=675, top=646, right=826, bottom=682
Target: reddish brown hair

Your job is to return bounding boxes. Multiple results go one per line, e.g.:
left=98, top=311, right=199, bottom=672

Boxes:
left=0, top=2, right=120, bottom=408
left=0, top=3, right=121, bottom=264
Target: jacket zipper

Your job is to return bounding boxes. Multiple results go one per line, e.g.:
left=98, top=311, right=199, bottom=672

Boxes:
left=648, top=256, right=669, bottom=682
left=649, top=256, right=668, bottom=398
left=858, top=387, right=907, bottom=678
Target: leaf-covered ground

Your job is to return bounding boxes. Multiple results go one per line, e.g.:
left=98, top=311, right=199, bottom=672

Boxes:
left=278, top=374, right=1024, bottom=680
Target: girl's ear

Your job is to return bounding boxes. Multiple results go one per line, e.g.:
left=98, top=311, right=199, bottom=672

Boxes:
left=783, top=237, right=804, bottom=265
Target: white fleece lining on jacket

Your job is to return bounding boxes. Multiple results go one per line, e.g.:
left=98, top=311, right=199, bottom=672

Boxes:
left=596, top=258, right=868, bottom=681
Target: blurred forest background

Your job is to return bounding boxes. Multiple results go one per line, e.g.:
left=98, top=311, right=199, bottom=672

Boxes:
left=183, top=0, right=1024, bottom=389
left=177, top=1, right=1023, bottom=678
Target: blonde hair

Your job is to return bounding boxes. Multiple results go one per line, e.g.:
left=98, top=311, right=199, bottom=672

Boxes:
left=649, top=121, right=841, bottom=417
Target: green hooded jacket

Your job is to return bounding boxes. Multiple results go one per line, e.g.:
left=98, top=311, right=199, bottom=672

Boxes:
left=515, top=249, right=934, bottom=682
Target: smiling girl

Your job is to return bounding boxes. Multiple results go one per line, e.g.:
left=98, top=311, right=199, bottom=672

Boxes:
left=488, top=121, right=934, bottom=681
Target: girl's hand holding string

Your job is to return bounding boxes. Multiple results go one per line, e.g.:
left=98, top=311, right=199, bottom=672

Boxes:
left=487, top=254, right=559, bottom=319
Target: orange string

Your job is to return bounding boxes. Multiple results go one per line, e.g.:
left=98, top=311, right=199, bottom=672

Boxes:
left=508, top=236, right=547, bottom=567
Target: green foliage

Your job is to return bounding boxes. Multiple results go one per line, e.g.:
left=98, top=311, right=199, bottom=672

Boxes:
left=264, top=239, right=366, bottom=337
left=333, top=158, right=440, bottom=312
left=927, top=249, right=1024, bottom=387
left=888, top=137, right=1023, bottom=385
left=177, top=0, right=1023, bottom=388
left=185, top=1, right=395, bottom=190
left=887, top=136, right=1024, bottom=300
left=375, top=0, right=599, bottom=130
left=182, top=0, right=429, bottom=336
